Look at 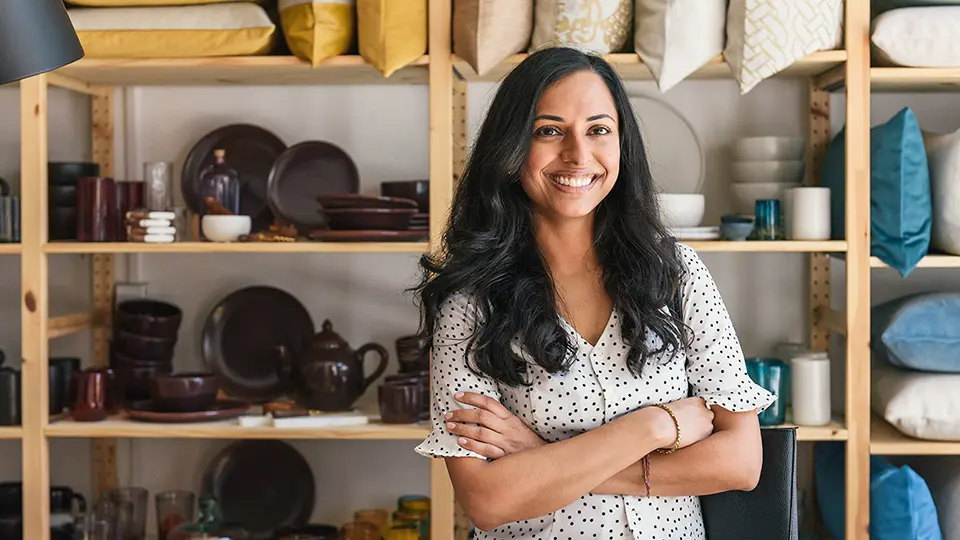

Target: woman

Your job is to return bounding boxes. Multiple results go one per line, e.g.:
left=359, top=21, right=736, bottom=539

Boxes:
left=411, top=46, right=775, bottom=539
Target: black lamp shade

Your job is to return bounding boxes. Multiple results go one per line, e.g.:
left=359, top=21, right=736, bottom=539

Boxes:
left=0, top=0, right=84, bottom=85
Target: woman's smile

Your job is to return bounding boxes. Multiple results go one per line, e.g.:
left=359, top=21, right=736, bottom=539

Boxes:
left=545, top=170, right=603, bottom=193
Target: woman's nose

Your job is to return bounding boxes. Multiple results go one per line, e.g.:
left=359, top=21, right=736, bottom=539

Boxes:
left=561, top=134, right=591, bottom=165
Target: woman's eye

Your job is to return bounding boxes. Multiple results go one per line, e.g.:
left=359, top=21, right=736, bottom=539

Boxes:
left=535, top=126, right=561, bottom=137
left=591, top=125, right=612, bottom=136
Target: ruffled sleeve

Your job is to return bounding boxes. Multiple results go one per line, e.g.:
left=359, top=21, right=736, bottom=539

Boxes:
left=676, top=244, right=776, bottom=414
left=414, top=292, right=502, bottom=460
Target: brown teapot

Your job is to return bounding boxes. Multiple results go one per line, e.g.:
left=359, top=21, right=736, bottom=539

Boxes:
left=290, top=319, right=388, bottom=411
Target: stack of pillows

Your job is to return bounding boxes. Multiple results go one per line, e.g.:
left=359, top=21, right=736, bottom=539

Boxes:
left=454, top=0, right=844, bottom=94
left=872, top=0, right=960, bottom=69
left=63, top=0, right=427, bottom=77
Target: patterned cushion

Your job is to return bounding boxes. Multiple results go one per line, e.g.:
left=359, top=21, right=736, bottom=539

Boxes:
left=530, top=0, right=632, bottom=54
left=724, top=0, right=844, bottom=94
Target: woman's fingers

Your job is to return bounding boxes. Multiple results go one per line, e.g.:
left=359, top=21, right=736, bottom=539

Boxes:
left=454, top=391, right=513, bottom=419
left=447, top=420, right=504, bottom=446
left=456, top=436, right=507, bottom=460
left=445, top=405, right=504, bottom=430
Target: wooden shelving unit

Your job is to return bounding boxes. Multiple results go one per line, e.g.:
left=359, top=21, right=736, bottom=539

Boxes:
left=871, top=415, right=960, bottom=455
left=11, top=0, right=880, bottom=539
left=871, top=254, right=960, bottom=268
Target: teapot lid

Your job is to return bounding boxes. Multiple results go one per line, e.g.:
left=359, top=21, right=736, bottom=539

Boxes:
left=311, top=319, right=348, bottom=350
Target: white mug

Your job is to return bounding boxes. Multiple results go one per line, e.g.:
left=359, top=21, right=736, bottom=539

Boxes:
left=787, top=187, right=831, bottom=240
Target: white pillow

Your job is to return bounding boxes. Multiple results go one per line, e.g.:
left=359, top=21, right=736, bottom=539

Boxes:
left=530, top=0, right=632, bottom=54
left=724, top=0, right=844, bottom=94
left=873, top=361, right=960, bottom=441
left=634, top=0, right=726, bottom=92
left=923, top=129, right=960, bottom=256
left=872, top=6, right=960, bottom=67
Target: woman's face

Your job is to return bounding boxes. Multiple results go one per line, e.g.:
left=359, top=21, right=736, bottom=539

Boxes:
left=521, top=70, right=620, bottom=223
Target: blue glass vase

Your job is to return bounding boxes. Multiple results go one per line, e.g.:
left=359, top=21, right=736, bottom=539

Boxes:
left=745, top=357, right=789, bottom=426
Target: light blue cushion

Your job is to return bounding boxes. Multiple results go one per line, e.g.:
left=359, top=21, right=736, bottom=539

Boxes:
left=872, top=292, right=960, bottom=372
left=821, top=107, right=931, bottom=277
left=815, top=442, right=942, bottom=540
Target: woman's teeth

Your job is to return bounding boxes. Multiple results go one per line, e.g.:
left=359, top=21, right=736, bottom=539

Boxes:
left=551, top=175, right=595, bottom=187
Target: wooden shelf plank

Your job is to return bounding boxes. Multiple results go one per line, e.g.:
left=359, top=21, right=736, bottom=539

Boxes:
left=872, top=415, right=960, bottom=455
left=52, top=55, right=430, bottom=87
left=0, top=427, right=22, bottom=439
left=44, top=241, right=430, bottom=254
left=871, top=254, right=960, bottom=268
left=46, top=415, right=430, bottom=440
left=684, top=240, right=846, bottom=253
left=0, top=244, right=20, bottom=254
left=782, top=418, right=848, bottom=442
left=454, top=51, right=847, bottom=83
left=872, top=67, right=960, bottom=93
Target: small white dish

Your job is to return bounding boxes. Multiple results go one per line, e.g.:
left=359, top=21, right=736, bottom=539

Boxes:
left=657, top=193, right=705, bottom=229
left=731, top=137, right=805, bottom=161
left=201, top=214, right=251, bottom=242
left=730, top=160, right=805, bottom=184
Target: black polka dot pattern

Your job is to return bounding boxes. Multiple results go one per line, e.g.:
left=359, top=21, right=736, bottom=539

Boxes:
left=414, top=244, right=776, bottom=539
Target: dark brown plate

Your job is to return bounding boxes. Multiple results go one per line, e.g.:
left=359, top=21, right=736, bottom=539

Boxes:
left=323, top=208, right=417, bottom=230
left=202, top=440, right=314, bottom=539
left=267, top=141, right=360, bottom=231
left=308, top=230, right=429, bottom=242
left=201, top=286, right=315, bottom=403
left=317, top=194, right=418, bottom=210
left=124, top=399, right=249, bottom=423
left=182, top=124, right=287, bottom=231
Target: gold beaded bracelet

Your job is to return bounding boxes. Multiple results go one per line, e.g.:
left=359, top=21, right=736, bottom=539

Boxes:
left=650, top=403, right=681, bottom=454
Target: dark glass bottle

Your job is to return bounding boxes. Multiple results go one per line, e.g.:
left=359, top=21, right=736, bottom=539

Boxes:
left=170, top=495, right=249, bottom=540
left=197, top=149, right=240, bottom=215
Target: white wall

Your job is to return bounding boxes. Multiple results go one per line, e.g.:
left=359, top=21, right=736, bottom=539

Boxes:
left=1, top=75, right=958, bottom=533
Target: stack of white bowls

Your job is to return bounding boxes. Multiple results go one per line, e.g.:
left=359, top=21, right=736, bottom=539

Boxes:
left=729, top=137, right=805, bottom=216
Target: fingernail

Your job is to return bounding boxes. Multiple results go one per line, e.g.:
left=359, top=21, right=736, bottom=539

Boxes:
left=446, top=422, right=456, bottom=429
left=444, top=412, right=452, bottom=419
left=454, top=392, right=464, bottom=398
left=458, top=437, right=467, bottom=445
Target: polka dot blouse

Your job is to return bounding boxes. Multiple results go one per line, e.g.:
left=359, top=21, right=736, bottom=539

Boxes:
left=414, top=243, right=776, bottom=540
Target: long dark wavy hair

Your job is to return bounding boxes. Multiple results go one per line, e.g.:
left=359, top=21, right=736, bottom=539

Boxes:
left=411, top=46, right=690, bottom=387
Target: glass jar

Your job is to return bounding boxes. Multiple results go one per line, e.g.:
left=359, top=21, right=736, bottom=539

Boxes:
left=169, top=495, right=249, bottom=540
left=197, top=149, right=240, bottom=215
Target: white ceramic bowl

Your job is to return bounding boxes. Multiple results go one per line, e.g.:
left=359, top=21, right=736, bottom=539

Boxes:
left=731, top=137, right=805, bottom=161
left=657, top=193, right=705, bottom=229
left=201, top=215, right=251, bottom=242
left=731, top=183, right=801, bottom=215
left=730, top=160, right=805, bottom=184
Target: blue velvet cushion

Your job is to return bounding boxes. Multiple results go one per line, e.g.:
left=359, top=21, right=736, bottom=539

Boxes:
left=815, top=442, right=942, bottom=540
left=821, top=107, right=931, bottom=277
left=872, top=292, right=960, bottom=372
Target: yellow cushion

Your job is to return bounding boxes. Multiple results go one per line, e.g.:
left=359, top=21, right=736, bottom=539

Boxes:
left=68, top=4, right=276, bottom=58
left=358, top=0, right=427, bottom=78
left=278, top=0, right=354, bottom=67
left=67, top=0, right=256, bottom=6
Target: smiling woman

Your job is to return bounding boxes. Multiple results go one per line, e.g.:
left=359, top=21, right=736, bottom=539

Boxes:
left=408, top=46, right=775, bottom=540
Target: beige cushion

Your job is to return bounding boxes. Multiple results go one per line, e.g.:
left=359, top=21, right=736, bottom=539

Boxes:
left=634, top=0, right=726, bottom=92
left=278, top=0, right=354, bottom=67
left=68, top=3, right=276, bottom=58
left=873, top=361, right=960, bottom=441
left=67, top=0, right=257, bottom=5
left=454, top=0, right=533, bottom=76
left=872, top=6, right=960, bottom=67
left=724, top=0, right=844, bottom=94
left=923, top=129, right=960, bottom=255
left=358, top=0, right=428, bottom=78
left=530, top=0, right=632, bottom=54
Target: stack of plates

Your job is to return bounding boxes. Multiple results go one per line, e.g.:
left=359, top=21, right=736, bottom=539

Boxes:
left=669, top=226, right=720, bottom=240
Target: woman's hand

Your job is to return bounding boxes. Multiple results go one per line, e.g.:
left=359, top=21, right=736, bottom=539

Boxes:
left=444, top=391, right=546, bottom=459
left=652, top=397, right=715, bottom=450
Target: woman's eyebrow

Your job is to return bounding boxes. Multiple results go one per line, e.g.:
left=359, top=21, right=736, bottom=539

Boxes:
left=533, top=113, right=614, bottom=122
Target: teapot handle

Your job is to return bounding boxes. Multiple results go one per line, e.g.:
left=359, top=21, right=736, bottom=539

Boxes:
left=356, top=343, right=389, bottom=392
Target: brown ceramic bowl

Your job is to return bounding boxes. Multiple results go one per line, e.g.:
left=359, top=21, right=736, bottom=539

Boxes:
left=322, top=208, right=416, bottom=231
left=150, top=372, right=218, bottom=412
left=378, top=382, right=424, bottom=424
left=115, top=299, right=183, bottom=338
left=380, top=180, right=429, bottom=213
left=113, top=364, right=173, bottom=403
left=113, top=329, right=176, bottom=363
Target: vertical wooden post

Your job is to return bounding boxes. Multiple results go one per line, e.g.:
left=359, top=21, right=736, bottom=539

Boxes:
left=428, top=1, right=455, bottom=539
left=20, top=74, right=52, bottom=540
left=844, top=0, right=872, bottom=537
left=807, top=83, right=831, bottom=353
left=91, top=89, right=118, bottom=496
left=452, top=76, right=468, bottom=187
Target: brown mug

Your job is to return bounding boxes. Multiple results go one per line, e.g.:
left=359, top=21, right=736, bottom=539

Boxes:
left=76, top=177, right=116, bottom=242
left=71, top=368, right=116, bottom=422
left=378, top=382, right=424, bottom=424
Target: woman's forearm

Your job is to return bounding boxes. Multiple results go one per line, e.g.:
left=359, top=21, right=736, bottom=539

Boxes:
left=449, top=406, right=672, bottom=530
left=590, top=428, right=762, bottom=497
